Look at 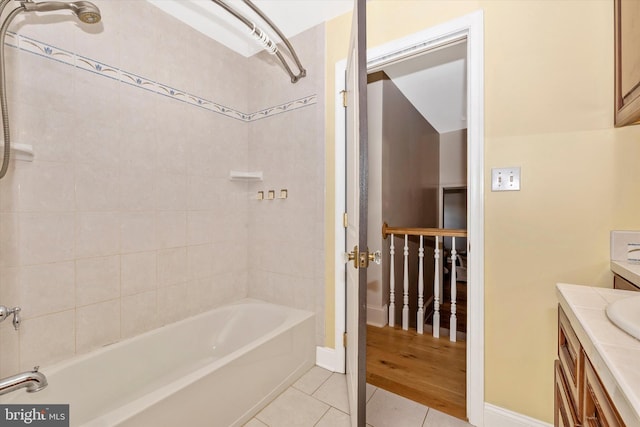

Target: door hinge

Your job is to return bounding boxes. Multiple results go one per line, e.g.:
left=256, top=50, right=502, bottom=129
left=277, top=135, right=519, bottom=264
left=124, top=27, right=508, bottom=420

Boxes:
left=343, top=332, right=347, bottom=348
left=343, top=212, right=348, bottom=228
left=341, top=90, right=347, bottom=108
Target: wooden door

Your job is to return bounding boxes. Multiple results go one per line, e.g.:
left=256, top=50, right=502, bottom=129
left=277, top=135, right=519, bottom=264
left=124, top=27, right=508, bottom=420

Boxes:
left=345, top=0, right=368, bottom=425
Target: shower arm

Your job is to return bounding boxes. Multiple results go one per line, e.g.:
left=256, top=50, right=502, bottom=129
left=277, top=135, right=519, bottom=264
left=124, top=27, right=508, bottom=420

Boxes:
left=209, top=0, right=306, bottom=83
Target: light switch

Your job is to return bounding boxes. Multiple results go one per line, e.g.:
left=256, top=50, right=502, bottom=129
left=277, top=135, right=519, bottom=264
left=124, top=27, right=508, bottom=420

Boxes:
left=491, top=167, right=521, bottom=191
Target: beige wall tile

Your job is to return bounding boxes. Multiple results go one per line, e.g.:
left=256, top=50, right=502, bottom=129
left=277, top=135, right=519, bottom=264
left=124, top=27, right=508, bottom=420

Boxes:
left=156, top=211, right=187, bottom=249
left=20, top=310, right=75, bottom=370
left=75, top=212, right=120, bottom=258
left=157, top=247, right=187, bottom=287
left=121, top=251, right=156, bottom=297
left=0, top=323, right=20, bottom=377
left=20, top=262, right=75, bottom=319
left=157, top=282, right=188, bottom=325
left=120, top=212, right=157, bottom=253
left=76, top=300, right=120, bottom=354
left=19, top=213, right=75, bottom=264
left=76, top=256, right=120, bottom=306
left=75, top=164, right=119, bottom=212
left=121, top=291, right=157, bottom=339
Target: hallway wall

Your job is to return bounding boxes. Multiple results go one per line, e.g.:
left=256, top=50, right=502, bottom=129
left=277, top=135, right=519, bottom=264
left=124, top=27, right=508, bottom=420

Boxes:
left=367, top=73, right=439, bottom=328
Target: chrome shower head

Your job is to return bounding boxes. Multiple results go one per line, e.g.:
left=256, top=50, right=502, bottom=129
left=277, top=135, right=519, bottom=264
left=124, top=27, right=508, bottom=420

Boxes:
left=21, top=1, right=101, bottom=24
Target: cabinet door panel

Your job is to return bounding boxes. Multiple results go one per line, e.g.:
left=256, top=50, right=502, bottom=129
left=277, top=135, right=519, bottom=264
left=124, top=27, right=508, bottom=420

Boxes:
left=583, top=358, right=625, bottom=427
left=555, top=360, right=580, bottom=427
left=615, top=0, right=640, bottom=125
left=559, top=307, right=583, bottom=416
left=621, top=0, right=640, bottom=97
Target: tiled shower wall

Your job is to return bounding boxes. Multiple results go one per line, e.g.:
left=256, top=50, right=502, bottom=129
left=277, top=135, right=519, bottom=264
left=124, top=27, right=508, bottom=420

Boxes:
left=247, top=26, right=326, bottom=346
left=0, top=0, right=325, bottom=375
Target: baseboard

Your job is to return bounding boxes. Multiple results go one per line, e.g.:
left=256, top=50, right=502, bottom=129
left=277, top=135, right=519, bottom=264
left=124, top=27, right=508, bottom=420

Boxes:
left=316, top=346, right=343, bottom=373
left=484, top=403, right=552, bottom=427
left=366, top=304, right=388, bottom=327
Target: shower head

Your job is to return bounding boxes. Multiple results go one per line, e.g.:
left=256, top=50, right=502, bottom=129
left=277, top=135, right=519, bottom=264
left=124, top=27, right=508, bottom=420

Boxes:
left=21, top=1, right=101, bottom=24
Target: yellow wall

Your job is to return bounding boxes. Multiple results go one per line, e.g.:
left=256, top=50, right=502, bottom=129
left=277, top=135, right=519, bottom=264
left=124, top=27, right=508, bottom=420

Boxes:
left=324, top=0, right=640, bottom=423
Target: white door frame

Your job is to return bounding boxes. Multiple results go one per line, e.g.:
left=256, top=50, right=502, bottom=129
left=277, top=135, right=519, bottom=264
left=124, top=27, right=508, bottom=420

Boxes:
left=333, top=10, right=485, bottom=426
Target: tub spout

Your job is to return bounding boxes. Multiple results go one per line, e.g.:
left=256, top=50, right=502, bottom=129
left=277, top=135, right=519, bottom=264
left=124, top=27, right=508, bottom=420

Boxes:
left=0, top=366, right=48, bottom=396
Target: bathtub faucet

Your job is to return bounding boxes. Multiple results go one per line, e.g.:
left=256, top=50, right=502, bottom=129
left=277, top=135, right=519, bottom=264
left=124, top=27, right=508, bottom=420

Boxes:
left=0, top=366, right=48, bottom=396
left=0, top=305, right=20, bottom=330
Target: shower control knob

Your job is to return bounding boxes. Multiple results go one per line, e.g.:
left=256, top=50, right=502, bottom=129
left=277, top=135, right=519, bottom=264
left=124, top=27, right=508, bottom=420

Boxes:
left=0, top=306, right=21, bottom=330
left=11, top=307, right=20, bottom=330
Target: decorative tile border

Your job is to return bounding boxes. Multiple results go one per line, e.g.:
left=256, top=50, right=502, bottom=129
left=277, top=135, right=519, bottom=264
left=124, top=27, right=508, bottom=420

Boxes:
left=7, top=32, right=316, bottom=122
left=248, top=95, right=318, bottom=121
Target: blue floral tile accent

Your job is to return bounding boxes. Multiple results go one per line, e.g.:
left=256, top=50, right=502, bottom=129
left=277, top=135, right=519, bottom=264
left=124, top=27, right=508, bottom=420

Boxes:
left=157, top=84, right=186, bottom=100
left=18, top=34, right=74, bottom=66
left=248, top=95, right=317, bottom=121
left=186, top=95, right=210, bottom=108
left=120, top=71, right=157, bottom=92
left=76, top=55, right=119, bottom=79
left=7, top=34, right=317, bottom=123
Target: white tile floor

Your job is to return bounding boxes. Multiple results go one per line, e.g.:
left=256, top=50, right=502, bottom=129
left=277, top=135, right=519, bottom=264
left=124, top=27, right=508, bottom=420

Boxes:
left=244, top=366, right=473, bottom=427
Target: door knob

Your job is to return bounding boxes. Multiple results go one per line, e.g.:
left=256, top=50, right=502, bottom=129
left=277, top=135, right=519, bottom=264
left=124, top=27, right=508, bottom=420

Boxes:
left=369, top=250, right=381, bottom=265
left=346, top=246, right=359, bottom=269
left=345, top=247, right=381, bottom=269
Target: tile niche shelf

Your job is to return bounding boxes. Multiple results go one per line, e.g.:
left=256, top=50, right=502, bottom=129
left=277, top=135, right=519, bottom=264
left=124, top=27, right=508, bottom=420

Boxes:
left=229, top=171, right=263, bottom=181
left=0, top=143, right=34, bottom=161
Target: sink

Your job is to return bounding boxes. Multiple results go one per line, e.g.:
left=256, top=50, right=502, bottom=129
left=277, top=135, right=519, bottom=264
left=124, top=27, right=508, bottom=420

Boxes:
left=606, top=294, right=640, bottom=341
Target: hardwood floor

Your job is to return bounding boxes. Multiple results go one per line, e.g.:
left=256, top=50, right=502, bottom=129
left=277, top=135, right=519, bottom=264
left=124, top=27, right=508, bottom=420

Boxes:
left=366, top=325, right=467, bottom=421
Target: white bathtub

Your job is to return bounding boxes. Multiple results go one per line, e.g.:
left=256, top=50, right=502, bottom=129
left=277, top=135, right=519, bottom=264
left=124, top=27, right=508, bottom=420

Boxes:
left=0, top=299, right=316, bottom=426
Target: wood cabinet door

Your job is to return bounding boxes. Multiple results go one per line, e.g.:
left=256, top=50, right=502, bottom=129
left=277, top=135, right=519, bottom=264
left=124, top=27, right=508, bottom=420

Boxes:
left=555, top=360, right=580, bottom=427
left=615, top=0, right=640, bottom=126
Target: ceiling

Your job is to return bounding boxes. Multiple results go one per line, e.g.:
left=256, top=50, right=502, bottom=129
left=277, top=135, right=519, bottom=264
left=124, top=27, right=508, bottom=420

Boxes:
left=381, top=41, right=467, bottom=134
left=146, top=0, right=467, bottom=133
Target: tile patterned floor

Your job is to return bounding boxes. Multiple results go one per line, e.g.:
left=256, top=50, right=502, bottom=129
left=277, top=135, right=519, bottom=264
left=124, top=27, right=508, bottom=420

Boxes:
left=244, top=366, right=474, bottom=427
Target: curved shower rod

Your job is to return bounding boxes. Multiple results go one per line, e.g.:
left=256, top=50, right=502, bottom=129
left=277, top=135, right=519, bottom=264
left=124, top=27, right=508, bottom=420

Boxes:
left=210, top=0, right=306, bottom=83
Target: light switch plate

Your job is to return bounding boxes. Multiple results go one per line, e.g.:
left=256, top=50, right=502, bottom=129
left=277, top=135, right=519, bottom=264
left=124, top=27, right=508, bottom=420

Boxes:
left=491, top=167, right=521, bottom=191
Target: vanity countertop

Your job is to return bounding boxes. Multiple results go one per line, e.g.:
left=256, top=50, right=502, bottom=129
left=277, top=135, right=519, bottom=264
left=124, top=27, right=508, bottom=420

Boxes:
left=611, top=260, right=640, bottom=287
left=556, top=283, right=640, bottom=426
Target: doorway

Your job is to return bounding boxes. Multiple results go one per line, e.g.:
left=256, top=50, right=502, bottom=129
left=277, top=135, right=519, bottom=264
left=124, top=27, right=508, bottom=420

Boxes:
left=364, top=41, right=468, bottom=419
left=333, top=10, right=484, bottom=427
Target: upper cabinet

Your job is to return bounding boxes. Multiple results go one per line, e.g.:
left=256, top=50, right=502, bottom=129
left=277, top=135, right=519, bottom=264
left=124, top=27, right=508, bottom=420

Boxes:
left=615, top=0, right=640, bottom=126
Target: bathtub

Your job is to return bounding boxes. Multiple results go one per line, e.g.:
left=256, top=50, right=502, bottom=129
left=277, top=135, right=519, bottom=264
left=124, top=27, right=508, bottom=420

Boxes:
left=0, top=299, right=316, bottom=426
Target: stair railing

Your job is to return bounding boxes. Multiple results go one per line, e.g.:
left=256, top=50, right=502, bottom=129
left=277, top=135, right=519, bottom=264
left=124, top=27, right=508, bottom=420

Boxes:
left=382, top=222, right=467, bottom=342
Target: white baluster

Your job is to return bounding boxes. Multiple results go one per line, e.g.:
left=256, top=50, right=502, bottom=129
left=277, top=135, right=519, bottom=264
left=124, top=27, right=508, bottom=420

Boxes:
left=402, top=234, right=409, bottom=331
left=388, top=234, right=395, bottom=328
left=417, top=235, right=424, bottom=334
left=450, top=237, right=458, bottom=342
left=433, top=236, right=440, bottom=338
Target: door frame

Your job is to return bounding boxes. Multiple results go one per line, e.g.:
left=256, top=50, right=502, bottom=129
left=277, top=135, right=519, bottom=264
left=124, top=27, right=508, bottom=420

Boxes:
left=333, top=10, right=485, bottom=426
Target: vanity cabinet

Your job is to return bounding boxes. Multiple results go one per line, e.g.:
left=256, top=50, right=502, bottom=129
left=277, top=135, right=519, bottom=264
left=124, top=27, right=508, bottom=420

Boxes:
left=614, top=0, right=640, bottom=126
left=555, top=307, right=626, bottom=426
left=613, top=273, right=640, bottom=292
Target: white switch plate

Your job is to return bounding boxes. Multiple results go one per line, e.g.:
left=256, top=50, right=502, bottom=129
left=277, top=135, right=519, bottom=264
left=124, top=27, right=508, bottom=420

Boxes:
left=491, top=167, right=521, bottom=191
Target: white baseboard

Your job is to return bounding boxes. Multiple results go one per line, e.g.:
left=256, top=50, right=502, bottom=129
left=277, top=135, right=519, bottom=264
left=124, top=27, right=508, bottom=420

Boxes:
left=366, top=304, right=388, bottom=327
left=484, top=403, right=552, bottom=427
left=316, top=346, right=343, bottom=373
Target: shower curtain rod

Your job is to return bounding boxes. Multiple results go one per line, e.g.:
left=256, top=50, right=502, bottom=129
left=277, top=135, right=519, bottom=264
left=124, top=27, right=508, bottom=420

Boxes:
left=210, top=0, right=306, bottom=83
